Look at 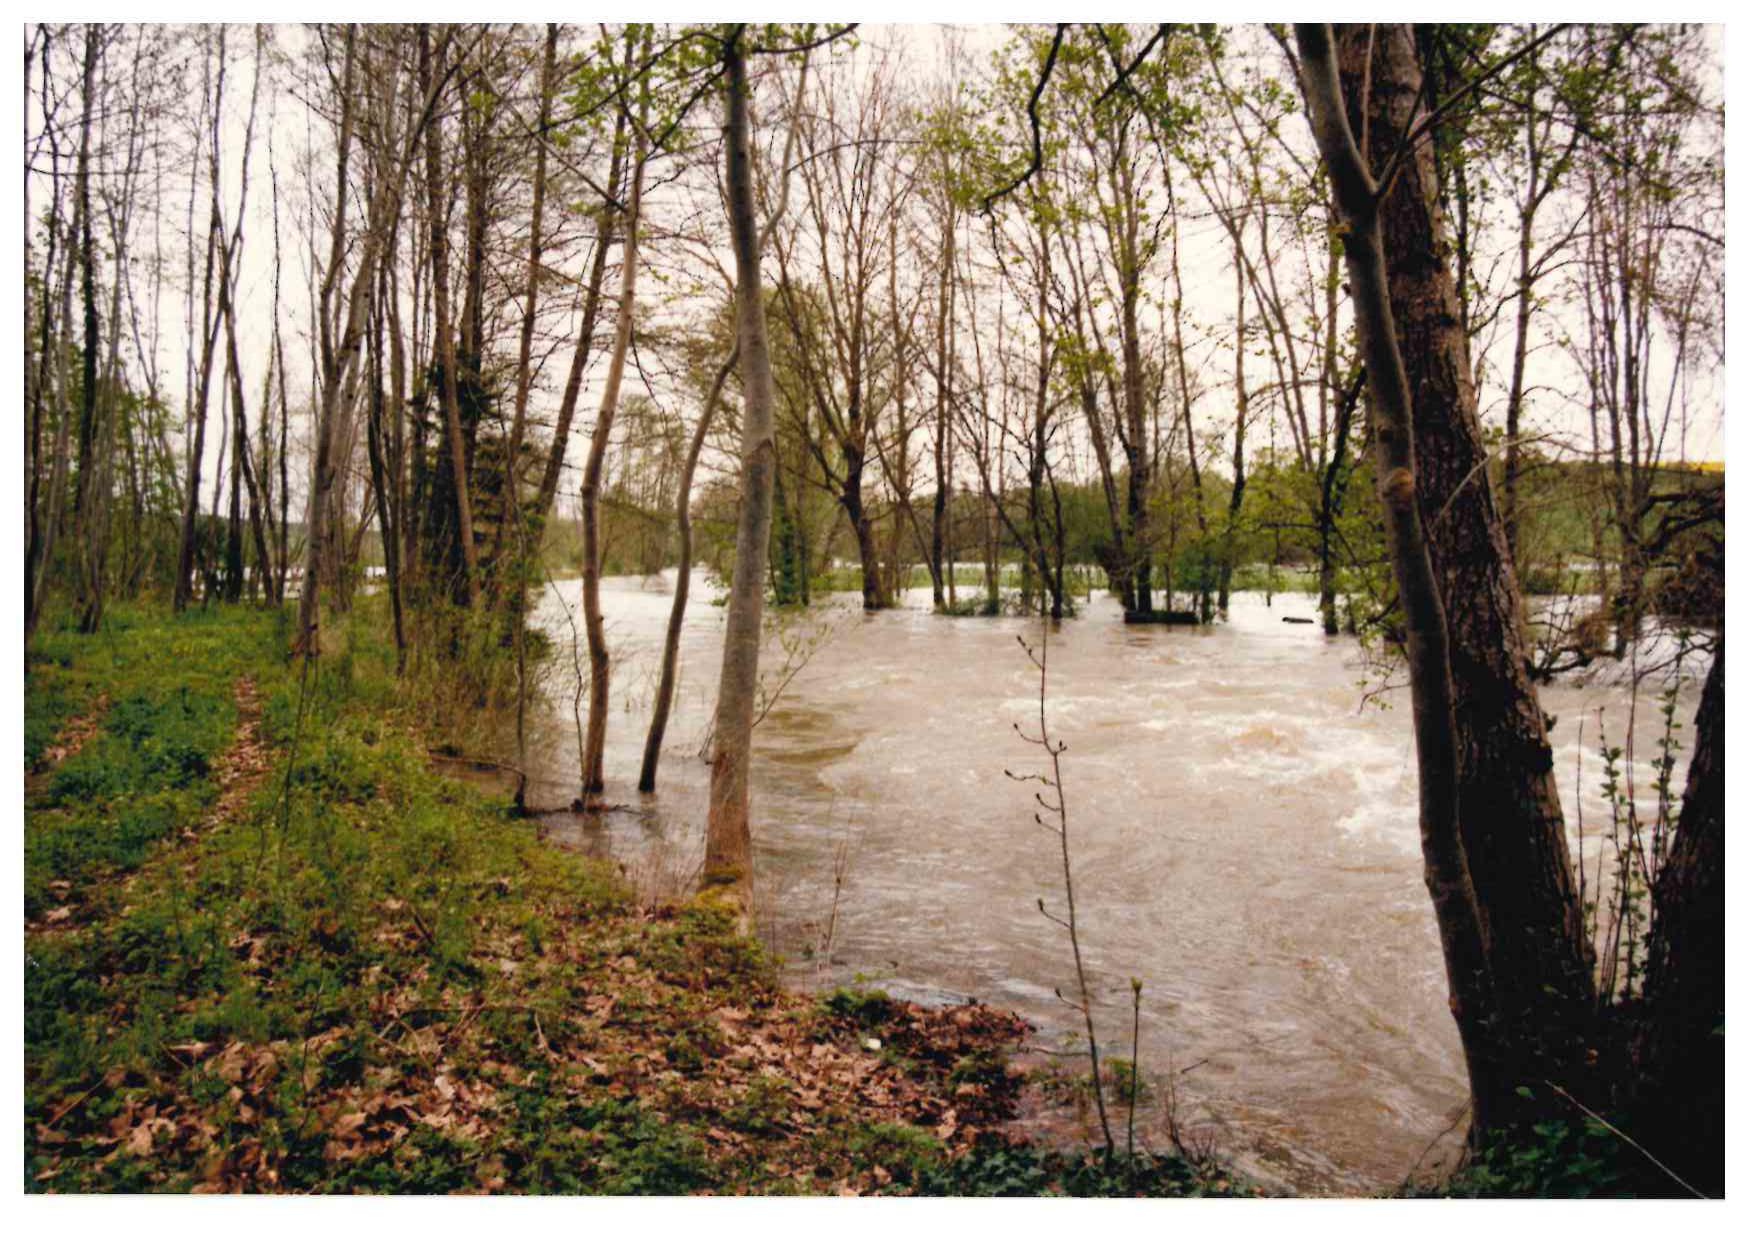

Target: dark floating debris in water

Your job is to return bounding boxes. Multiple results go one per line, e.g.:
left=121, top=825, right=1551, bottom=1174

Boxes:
left=1282, top=616, right=1317, bottom=625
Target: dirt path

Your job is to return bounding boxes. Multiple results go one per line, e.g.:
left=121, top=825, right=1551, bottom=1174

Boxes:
left=26, top=678, right=270, bottom=937
left=182, top=676, right=269, bottom=845
left=25, top=693, right=109, bottom=795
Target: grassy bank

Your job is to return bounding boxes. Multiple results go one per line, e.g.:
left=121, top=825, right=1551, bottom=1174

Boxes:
left=24, top=600, right=1239, bottom=1196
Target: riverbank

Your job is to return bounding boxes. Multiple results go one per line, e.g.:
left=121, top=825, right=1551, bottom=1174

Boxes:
left=23, top=601, right=1245, bottom=1196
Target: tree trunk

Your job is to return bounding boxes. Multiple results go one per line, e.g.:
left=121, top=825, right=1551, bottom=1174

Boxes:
left=1634, top=636, right=1723, bottom=1196
left=175, top=36, right=229, bottom=616
left=294, top=23, right=358, bottom=651
left=704, top=29, right=778, bottom=910
left=930, top=193, right=955, bottom=611
left=1317, top=371, right=1361, bottom=636
left=1338, top=25, right=1595, bottom=1133
left=579, top=40, right=650, bottom=798
left=1121, top=269, right=1151, bottom=616
left=420, top=29, right=482, bottom=613
left=1218, top=235, right=1247, bottom=615
left=220, top=248, right=274, bottom=604
left=1297, top=20, right=1498, bottom=1143
left=71, top=25, right=104, bottom=634
left=1165, top=167, right=1213, bottom=622
left=297, top=22, right=428, bottom=652
left=497, top=22, right=557, bottom=578
left=844, top=448, right=884, bottom=613
left=365, top=257, right=408, bottom=671
left=25, top=30, right=61, bottom=643
left=640, top=346, right=737, bottom=793
left=534, top=111, right=627, bottom=526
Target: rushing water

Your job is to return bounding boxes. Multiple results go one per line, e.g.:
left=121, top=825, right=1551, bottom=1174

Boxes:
left=516, top=572, right=1702, bottom=1195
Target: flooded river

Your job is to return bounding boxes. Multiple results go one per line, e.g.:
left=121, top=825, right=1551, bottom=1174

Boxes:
left=516, top=572, right=1701, bottom=1195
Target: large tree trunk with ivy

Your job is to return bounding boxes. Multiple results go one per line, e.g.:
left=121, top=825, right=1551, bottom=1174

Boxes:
left=1336, top=22, right=1595, bottom=1137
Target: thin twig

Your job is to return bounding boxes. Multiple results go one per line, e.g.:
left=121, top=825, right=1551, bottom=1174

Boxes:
left=1543, top=1080, right=1706, bottom=1199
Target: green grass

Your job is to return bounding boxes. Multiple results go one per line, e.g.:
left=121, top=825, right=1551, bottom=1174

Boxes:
left=24, top=598, right=1087, bottom=1196
left=24, top=605, right=290, bottom=919
left=1403, top=1121, right=1632, bottom=1198
left=23, top=601, right=667, bottom=1192
left=915, top=1139, right=1248, bottom=1197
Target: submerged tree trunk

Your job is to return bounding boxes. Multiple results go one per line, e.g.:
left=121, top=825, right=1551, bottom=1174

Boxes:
left=1217, top=236, right=1247, bottom=615
left=640, top=347, right=738, bottom=793
left=704, top=29, right=778, bottom=910
left=580, top=42, right=649, bottom=798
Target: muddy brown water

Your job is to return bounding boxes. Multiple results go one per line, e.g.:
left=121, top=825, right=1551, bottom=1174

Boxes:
left=515, top=572, right=1701, bottom=1195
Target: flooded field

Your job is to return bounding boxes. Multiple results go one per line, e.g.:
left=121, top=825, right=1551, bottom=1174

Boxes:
left=516, top=572, right=1702, bottom=1194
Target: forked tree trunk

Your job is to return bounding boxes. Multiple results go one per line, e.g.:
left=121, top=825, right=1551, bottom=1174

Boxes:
left=579, top=41, right=650, bottom=798
left=534, top=110, right=627, bottom=526
left=704, top=29, right=779, bottom=908
left=1336, top=24, right=1594, bottom=1131
left=1296, top=20, right=1498, bottom=1143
